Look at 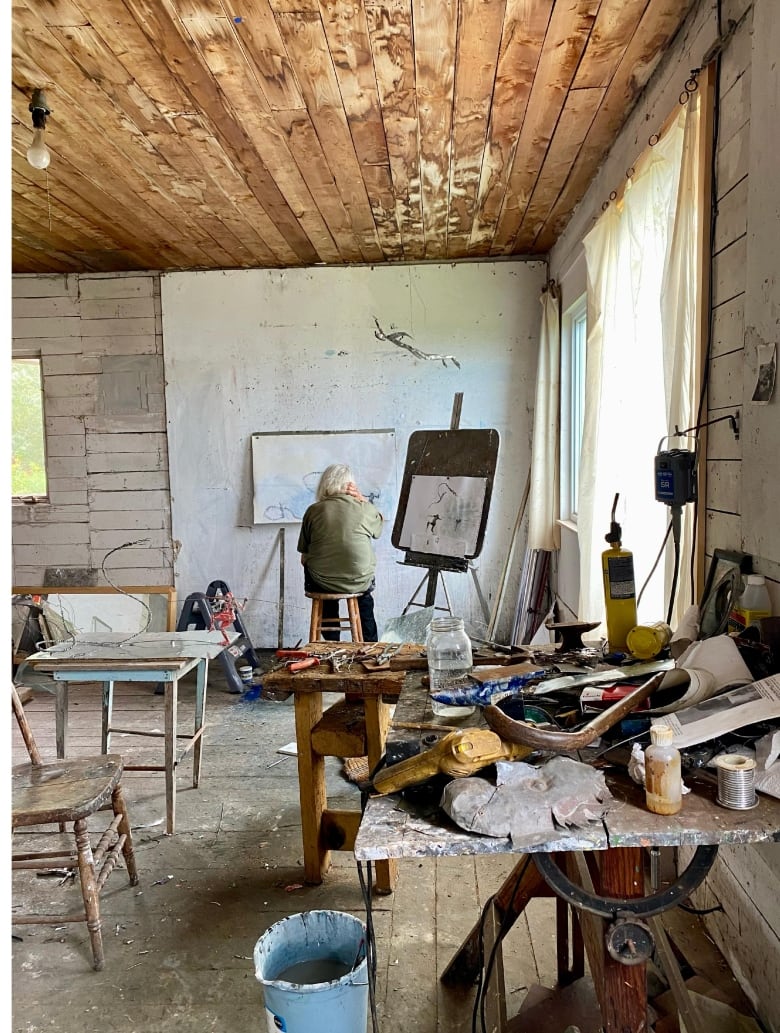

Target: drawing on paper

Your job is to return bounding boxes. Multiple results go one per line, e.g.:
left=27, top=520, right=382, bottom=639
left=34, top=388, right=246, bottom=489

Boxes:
left=251, top=430, right=396, bottom=524
left=398, top=475, right=487, bottom=558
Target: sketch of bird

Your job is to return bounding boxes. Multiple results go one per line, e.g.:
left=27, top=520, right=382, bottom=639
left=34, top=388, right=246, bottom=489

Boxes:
left=373, top=318, right=461, bottom=369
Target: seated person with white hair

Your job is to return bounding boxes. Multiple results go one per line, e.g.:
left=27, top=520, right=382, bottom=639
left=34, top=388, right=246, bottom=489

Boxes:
left=297, top=463, right=383, bottom=641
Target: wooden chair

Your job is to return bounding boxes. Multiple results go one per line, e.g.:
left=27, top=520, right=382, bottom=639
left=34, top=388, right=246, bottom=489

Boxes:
left=11, top=684, right=139, bottom=971
left=306, top=591, right=364, bottom=642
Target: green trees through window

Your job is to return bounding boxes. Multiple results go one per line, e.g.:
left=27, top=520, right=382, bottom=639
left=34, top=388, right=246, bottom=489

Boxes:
left=12, top=358, right=48, bottom=497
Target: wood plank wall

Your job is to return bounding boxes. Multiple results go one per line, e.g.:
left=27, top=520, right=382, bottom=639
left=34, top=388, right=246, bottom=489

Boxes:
left=11, top=272, right=174, bottom=588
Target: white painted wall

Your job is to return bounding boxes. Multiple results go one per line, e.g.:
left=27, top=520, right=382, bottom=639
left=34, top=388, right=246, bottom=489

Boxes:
left=161, top=262, right=544, bottom=647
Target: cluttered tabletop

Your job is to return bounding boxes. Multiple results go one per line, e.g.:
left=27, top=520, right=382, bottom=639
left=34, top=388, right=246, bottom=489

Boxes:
left=339, top=622, right=780, bottom=860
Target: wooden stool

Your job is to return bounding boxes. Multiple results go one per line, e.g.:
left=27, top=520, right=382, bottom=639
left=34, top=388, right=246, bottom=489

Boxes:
left=306, top=592, right=364, bottom=642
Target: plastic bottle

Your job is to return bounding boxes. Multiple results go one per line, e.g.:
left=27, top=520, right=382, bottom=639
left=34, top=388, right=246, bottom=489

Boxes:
left=644, top=724, right=682, bottom=815
left=728, top=574, right=772, bottom=633
left=601, top=495, right=637, bottom=653
left=425, top=617, right=475, bottom=718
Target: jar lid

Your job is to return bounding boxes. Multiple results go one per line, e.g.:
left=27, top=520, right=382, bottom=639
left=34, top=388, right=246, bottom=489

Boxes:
left=649, top=724, right=675, bottom=746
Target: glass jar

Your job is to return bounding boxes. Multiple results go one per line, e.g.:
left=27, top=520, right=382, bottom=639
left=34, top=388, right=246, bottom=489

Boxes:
left=425, top=617, right=475, bottom=718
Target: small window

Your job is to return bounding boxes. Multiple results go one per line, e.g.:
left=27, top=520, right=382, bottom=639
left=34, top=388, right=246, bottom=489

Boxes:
left=12, top=357, right=48, bottom=499
left=560, top=295, right=587, bottom=522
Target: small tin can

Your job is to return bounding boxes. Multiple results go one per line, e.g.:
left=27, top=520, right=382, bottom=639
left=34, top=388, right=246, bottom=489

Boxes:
left=626, top=621, right=672, bottom=660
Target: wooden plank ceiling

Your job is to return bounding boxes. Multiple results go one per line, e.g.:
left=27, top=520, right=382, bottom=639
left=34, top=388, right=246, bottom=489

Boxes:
left=11, top=0, right=695, bottom=274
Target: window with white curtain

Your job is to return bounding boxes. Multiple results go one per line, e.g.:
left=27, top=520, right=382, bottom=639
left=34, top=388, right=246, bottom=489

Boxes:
left=577, top=91, right=703, bottom=634
left=560, top=295, right=587, bottom=524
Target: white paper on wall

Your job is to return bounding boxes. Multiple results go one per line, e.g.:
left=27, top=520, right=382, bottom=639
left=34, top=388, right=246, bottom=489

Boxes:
left=251, top=429, right=396, bottom=524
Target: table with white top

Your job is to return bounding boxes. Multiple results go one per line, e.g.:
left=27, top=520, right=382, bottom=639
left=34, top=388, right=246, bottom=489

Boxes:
left=26, top=630, right=238, bottom=834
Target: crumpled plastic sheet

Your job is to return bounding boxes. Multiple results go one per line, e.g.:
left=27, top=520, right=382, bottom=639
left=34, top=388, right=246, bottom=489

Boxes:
left=440, top=755, right=613, bottom=849
left=431, top=668, right=549, bottom=707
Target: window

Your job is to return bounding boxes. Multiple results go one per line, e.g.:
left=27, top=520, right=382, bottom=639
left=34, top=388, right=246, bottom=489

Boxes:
left=12, top=357, right=48, bottom=499
left=560, top=294, right=586, bottom=523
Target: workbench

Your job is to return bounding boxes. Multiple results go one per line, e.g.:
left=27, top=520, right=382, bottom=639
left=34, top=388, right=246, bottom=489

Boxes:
left=260, top=642, right=523, bottom=894
left=25, top=631, right=237, bottom=835
left=355, top=674, right=780, bottom=1032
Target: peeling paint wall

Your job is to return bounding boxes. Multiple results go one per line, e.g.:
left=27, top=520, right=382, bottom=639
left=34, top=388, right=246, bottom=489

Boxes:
left=161, top=262, right=544, bottom=646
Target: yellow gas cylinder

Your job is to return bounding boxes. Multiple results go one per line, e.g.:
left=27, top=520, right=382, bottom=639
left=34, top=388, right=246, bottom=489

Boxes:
left=601, top=494, right=638, bottom=653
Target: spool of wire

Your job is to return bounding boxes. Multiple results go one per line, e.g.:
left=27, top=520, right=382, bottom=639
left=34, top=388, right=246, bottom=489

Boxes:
left=715, top=754, right=758, bottom=809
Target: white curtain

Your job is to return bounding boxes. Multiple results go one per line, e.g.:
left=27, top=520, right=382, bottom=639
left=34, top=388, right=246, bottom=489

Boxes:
left=579, top=101, right=699, bottom=634
left=527, top=285, right=561, bottom=551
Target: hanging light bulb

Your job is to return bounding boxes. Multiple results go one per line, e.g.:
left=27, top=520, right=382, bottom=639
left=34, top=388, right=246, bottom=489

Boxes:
left=26, top=89, right=51, bottom=170
left=27, top=127, right=50, bottom=169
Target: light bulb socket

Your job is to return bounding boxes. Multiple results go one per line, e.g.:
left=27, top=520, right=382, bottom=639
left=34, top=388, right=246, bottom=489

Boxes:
left=29, top=88, right=51, bottom=129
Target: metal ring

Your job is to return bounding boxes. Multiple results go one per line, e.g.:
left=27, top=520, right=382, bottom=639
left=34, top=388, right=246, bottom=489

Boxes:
left=609, top=190, right=617, bottom=201
left=602, top=200, right=610, bottom=211
left=532, top=844, right=719, bottom=919
left=648, top=133, right=660, bottom=147
left=626, top=167, right=635, bottom=179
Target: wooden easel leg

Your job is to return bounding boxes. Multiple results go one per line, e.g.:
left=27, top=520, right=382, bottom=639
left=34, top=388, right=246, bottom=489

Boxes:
left=441, top=854, right=551, bottom=986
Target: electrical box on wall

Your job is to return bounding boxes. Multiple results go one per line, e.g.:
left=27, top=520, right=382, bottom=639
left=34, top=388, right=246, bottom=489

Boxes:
left=654, top=449, right=697, bottom=507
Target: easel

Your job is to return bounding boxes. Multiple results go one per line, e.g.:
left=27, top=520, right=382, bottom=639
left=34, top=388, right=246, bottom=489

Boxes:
left=395, top=394, right=495, bottom=626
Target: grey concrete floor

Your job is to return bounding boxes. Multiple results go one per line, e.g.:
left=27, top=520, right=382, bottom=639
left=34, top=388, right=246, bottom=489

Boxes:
left=11, top=657, right=563, bottom=1033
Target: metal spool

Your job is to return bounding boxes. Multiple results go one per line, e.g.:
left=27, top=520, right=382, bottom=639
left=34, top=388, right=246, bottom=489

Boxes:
left=715, top=754, right=758, bottom=810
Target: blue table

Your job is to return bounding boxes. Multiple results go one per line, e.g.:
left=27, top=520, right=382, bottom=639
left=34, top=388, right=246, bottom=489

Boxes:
left=27, top=631, right=236, bottom=834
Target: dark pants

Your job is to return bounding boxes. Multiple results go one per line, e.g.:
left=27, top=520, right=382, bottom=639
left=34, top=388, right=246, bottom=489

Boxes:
left=304, top=570, right=378, bottom=642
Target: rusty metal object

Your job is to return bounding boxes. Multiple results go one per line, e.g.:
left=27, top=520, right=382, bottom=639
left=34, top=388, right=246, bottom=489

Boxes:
left=483, top=673, right=665, bottom=751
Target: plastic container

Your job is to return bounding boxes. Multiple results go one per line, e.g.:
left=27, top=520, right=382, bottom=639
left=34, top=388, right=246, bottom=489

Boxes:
left=728, top=574, right=772, bottom=633
left=254, top=910, right=368, bottom=1033
left=238, top=665, right=254, bottom=685
left=644, top=724, right=682, bottom=815
left=626, top=621, right=672, bottom=660
left=426, top=617, right=475, bottom=717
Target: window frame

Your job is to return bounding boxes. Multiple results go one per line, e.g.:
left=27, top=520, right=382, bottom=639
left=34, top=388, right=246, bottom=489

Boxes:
left=12, top=352, right=50, bottom=503
left=559, top=293, right=587, bottom=525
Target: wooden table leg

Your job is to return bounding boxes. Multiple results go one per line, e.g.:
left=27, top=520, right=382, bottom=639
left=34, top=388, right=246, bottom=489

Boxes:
left=363, top=697, right=397, bottom=893
left=598, top=847, right=646, bottom=1033
left=294, top=692, right=329, bottom=884
left=55, top=683, right=68, bottom=759
left=441, top=854, right=552, bottom=985
left=101, top=680, right=113, bottom=753
left=164, top=677, right=178, bottom=836
left=192, top=657, right=208, bottom=787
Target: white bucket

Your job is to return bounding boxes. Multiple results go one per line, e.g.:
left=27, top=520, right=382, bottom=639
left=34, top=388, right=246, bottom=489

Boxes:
left=254, top=910, right=368, bottom=1033
left=238, top=665, right=253, bottom=685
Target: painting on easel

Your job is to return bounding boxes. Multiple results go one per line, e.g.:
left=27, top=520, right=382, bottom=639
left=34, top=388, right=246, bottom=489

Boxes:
left=392, top=428, right=499, bottom=565
left=398, top=474, right=488, bottom=558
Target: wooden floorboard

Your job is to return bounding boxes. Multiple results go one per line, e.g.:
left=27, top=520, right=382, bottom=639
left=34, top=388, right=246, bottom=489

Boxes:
left=11, top=666, right=750, bottom=1032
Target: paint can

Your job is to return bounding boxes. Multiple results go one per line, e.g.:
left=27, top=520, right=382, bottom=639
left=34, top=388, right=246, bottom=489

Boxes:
left=238, top=665, right=254, bottom=685
left=715, top=754, right=758, bottom=809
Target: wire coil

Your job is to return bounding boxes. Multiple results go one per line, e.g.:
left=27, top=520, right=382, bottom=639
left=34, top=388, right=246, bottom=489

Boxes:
left=715, top=754, right=758, bottom=810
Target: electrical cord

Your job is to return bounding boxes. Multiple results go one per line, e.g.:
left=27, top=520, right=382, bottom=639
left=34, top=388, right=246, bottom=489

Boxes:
left=637, top=519, right=672, bottom=607
left=666, top=506, right=683, bottom=625
left=356, top=860, right=380, bottom=1033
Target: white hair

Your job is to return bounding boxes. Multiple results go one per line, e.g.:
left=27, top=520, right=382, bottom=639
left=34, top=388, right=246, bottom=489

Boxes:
left=316, top=464, right=354, bottom=501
